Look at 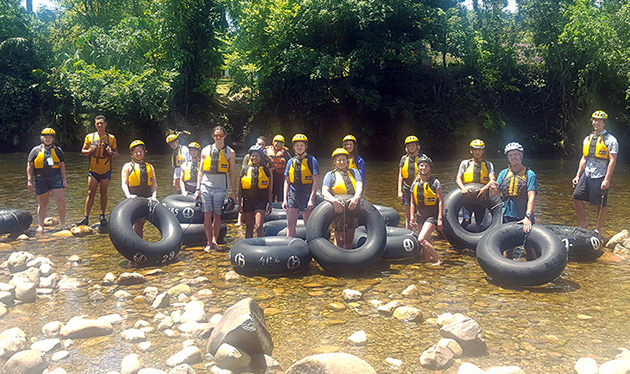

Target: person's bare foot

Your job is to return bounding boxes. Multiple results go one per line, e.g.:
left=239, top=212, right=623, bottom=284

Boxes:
left=203, top=245, right=212, bottom=253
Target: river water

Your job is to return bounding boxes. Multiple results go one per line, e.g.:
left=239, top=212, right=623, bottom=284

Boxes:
left=1, top=152, right=629, bottom=373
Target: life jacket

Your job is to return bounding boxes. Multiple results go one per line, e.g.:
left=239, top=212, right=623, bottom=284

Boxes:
left=182, top=160, right=198, bottom=183
left=128, top=161, right=154, bottom=187
left=463, top=159, right=490, bottom=184
left=583, top=133, right=610, bottom=160
left=348, top=157, right=357, bottom=170
left=288, top=155, right=313, bottom=185
left=171, top=146, right=186, bottom=168
left=499, top=167, right=528, bottom=199
left=331, top=169, right=356, bottom=195
left=412, top=176, right=438, bottom=207
left=241, top=165, right=270, bottom=190
left=202, top=145, right=230, bottom=174
left=33, top=145, right=61, bottom=176
left=265, top=145, right=290, bottom=172
left=401, top=154, right=418, bottom=180
left=88, top=132, right=115, bottom=173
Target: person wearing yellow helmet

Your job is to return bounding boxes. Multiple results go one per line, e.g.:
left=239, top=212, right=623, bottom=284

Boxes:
left=410, top=155, right=443, bottom=264
left=342, top=134, right=365, bottom=186
left=265, top=134, right=292, bottom=203
left=455, top=139, right=495, bottom=228
left=121, top=140, right=158, bottom=238
left=238, top=146, right=273, bottom=238
left=322, top=148, right=364, bottom=249
left=27, top=127, right=68, bottom=232
left=572, top=110, right=619, bottom=232
left=398, top=135, right=422, bottom=229
left=76, top=115, right=119, bottom=229
left=166, top=132, right=190, bottom=193
left=194, top=125, right=237, bottom=252
left=179, top=141, right=202, bottom=195
left=238, top=136, right=269, bottom=226
left=283, top=133, right=320, bottom=237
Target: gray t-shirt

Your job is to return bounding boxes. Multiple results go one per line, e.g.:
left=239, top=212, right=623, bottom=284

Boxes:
left=583, top=130, right=618, bottom=178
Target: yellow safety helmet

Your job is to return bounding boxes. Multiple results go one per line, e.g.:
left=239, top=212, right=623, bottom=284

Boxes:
left=273, top=135, right=285, bottom=143
left=188, top=142, right=201, bottom=149
left=166, top=133, right=178, bottom=143
left=129, top=140, right=146, bottom=150
left=331, top=148, right=350, bottom=159
left=292, top=134, right=308, bottom=143
left=343, top=134, right=357, bottom=143
left=469, top=139, right=485, bottom=149
left=591, top=110, right=608, bottom=119
left=405, top=135, right=419, bottom=145
left=41, top=128, right=56, bottom=136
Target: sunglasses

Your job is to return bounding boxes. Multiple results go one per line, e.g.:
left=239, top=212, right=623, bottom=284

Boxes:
left=214, top=133, right=225, bottom=138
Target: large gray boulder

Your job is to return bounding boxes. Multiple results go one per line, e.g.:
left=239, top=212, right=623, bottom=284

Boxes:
left=206, top=298, right=272, bottom=357
left=0, top=327, right=27, bottom=360
left=285, top=353, right=376, bottom=374
left=2, top=349, right=47, bottom=374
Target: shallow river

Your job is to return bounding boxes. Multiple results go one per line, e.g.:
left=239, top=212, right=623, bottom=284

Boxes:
left=1, top=152, right=629, bottom=373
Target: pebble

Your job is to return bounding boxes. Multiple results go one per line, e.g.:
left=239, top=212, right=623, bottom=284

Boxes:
left=599, top=359, right=630, bottom=374
left=51, top=350, right=70, bottom=361
left=214, top=343, right=251, bottom=371
left=121, top=329, right=146, bottom=342
left=574, top=357, right=598, bottom=374
left=47, top=368, right=68, bottom=374
left=392, top=306, right=423, bottom=322
left=485, top=366, right=525, bottom=374
left=30, top=338, right=61, bottom=352
left=377, top=300, right=401, bottom=315
left=458, top=362, right=485, bottom=374
left=114, top=290, right=133, bottom=300
left=341, top=289, right=362, bottom=301
left=117, top=272, right=146, bottom=285
left=42, top=321, right=63, bottom=338
left=98, top=314, right=124, bottom=325
left=224, top=270, right=240, bottom=281
left=166, top=345, right=202, bottom=367
left=103, top=272, right=116, bottom=286
left=385, top=357, right=403, bottom=370
left=0, top=327, right=27, bottom=360
left=167, top=284, right=191, bottom=296
left=348, top=330, right=368, bottom=346
left=121, top=353, right=142, bottom=374
left=138, top=341, right=152, bottom=351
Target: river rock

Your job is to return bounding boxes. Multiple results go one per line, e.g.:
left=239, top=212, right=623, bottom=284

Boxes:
left=341, top=289, right=362, bottom=302
left=71, top=225, right=94, bottom=236
left=30, top=338, right=60, bottom=352
left=167, top=284, right=191, bottom=297
left=47, top=368, right=68, bottom=374
left=27, top=256, right=53, bottom=268
left=437, top=338, right=463, bottom=357
left=392, top=306, right=423, bottom=322
left=599, top=359, right=630, bottom=374
left=0, top=304, right=7, bottom=318
left=166, top=346, right=202, bottom=367
left=607, top=230, right=629, bottom=249
left=401, top=285, right=420, bottom=297
left=43, top=217, right=58, bottom=226
left=2, top=349, right=47, bottom=374
left=12, top=267, right=41, bottom=285
left=613, top=243, right=630, bottom=258
left=0, top=327, right=27, bottom=359
left=168, top=364, right=196, bottom=374
left=458, top=362, right=485, bottom=374
left=420, top=345, right=454, bottom=370
left=158, top=316, right=174, bottom=331
left=377, top=300, right=401, bottom=315
left=285, top=352, right=376, bottom=374
left=436, top=312, right=467, bottom=326
left=138, top=369, right=168, bottom=374
left=40, top=273, right=60, bottom=289
left=52, top=230, right=73, bottom=238
left=121, top=329, right=146, bottom=342
left=178, top=321, right=201, bottom=334
left=0, top=282, right=15, bottom=294
left=7, top=251, right=34, bottom=273
left=115, top=290, right=133, bottom=300
left=206, top=298, right=272, bottom=356
left=574, top=357, right=598, bottom=374
left=348, top=331, right=368, bottom=346
left=51, top=350, right=69, bottom=361
left=181, top=301, right=207, bottom=323
left=224, top=270, right=239, bottom=281
left=485, top=366, right=525, bottom=374
left=99, top=314, right=124, bottom=325
left=385, top=357, right=403, bottom=370
left=118, top=272, right=146, bottom=285
left=439, top=317, right=486, bottom=355
left=214, top=343, right=251, bottom=371
left=368, top=299, right=383, bottom=308
left=59, top=315, right=114, bottom=339
left=0, top=291, right=14, bottom=305
left=121, top=353, right=142, bottom=374
left=42, top=321, right=63, bottom=338
left=14, top=282, right=37, bottom=302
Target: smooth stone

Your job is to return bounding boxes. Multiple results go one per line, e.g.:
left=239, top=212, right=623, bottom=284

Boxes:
left=341, top=289, right=362, bottom=302
left=38, top=263, right=53, bottom=277
left=0, top=327, right=27, bottom=359
left=0, top=282, right=16, bottom=293
left=392, top=306, right=423, bottom=322
left=7, top=251, right=34, bottom=273
left=401, top=285, right=420, bottom=297
left=89, top=291, right=106, bottom=304
left=0, top=291, right=14, bottom=305
left=46, top=368, right=68, bottom=374
left=214, top=343, right=251, bottom=371
left=152, top=292, right=170, bottom=309
left=385, top=357, right=403, bottom=370
left=121, top=353, right=142, bottom=374
left=437, top=338, right=463, bottom=358
left=12, top=267, right=41, bottom=285
left=458, top=362, right=485, bottom=374
left=367, top=299, right=383, bottom=308
left=30, top=338, right=61, bottom=352
left=138, top=369, right=168, bottom=374
left=2, top=349, right=47, bottom=373
left=325, top=302, right=346, bottom=311
left=138, top=342, right=152, bottom=351
left=67, top=255, right=81, bottom=263
left=39, top=273, right=60, bottom=289
left=59, top=315, right=114, bottom=339
left=121, top=329, right=146, bottom=342
left=134, top=320, right=150, bottom=329
left=117, top=272, right=146, bottom=286
left=348, top=331, right=368, bottom=346
left=168, top=364, right=196, bottom=374
left=43, top=217, right=59, bottom=226
left=51, top=350, right=69, bottom=361
left=420, top=345, right=454, bottom=370
left=181, top=301, right=207, bottom=323
left=103, top=272, right=116, bottom=286
left=57, top=276, right=84, bottom=290
left=17, top=234, right=30, bottom=240
left=377, top=301, right=401, bottom=315
left=167, top=284, right=191, bottom=297
left=208, top=365, right=232, bottom=374
left=599, top=359, right=630, bottom=374
left=166, top=346, right=202, bottom=367
left=224, top=270, right=240, bottom=281
left=71, top=225, right=94, bottom=236
left=574, top=357, right=598, bottom=374
left=158, top=317, right=174, bottom=331
left=114, top=290, right=132, bottom=300
left=52, top=231, right=73, bottom=238
left=439, top=317, right=482, bottom=342
left=485, top=366, right=525, bottom=374
left=42, top=322, right=63, bottom=338
left=607, top=230, right=628, bottom=248
left=285, top=353, right=376, bottom=374
left=14, top=282, right=37, bottom=303
left=178, top=321, right=201, bottom=334
left=98, top=314, right=124, bottom=325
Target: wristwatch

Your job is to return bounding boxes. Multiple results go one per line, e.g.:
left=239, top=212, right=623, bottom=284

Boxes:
left=525, top=213, right=532, bottom=220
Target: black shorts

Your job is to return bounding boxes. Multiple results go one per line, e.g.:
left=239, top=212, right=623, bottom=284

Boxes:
left=287, top=186, right=313, bottom=211
left=242, top=192, right=268, bottom=213
left=572, top=175, right=608, bottom=207
left=89, top=170, right=112, bottom=182
left=401, top=185, right=412, bottom=206
left=34, top=174, right=64, bottom=195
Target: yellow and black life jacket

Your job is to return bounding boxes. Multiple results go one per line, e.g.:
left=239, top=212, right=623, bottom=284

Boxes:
left=202, top=145, right=230, bottom=174
left=128, top=161, right=154, bottom=187
left=331, top=169, right=356, bottom=195
left=265, top=146, right=290, bottom=172
left=412, top=176, right=438, bottom=207
left=241, top=165, right=270, bottom=190
left=463, top=159, right=490, bottom=184
left=182, top=160, right=198, bottom=183
left=288, top=156, right=313, bottom=185
left=88, top=132, right=115, bottom=173
left=401, top=154, right=418, bottom=180
left=33, top=146, right=61, bottom=176
left=348, top=157, right=357, bottom=170
left=171, top=146, right=186, bottom=168
left=583, top=133, right=610, bottom=160
left=499, top=167, right=528, bottom=199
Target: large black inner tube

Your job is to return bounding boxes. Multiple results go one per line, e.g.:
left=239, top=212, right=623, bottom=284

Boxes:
left=230, top=236, right=312, bottom=276
left=476, top=223, right=567, bottom=286
left=161, top=194, right=204, bottom=224
left=442, top=183, right=503, bottom=250
left=373, top=205, right=401, bottom=227
left=354, top=226, right=420, bottom=259
left=109, top=198, right=183, bottom=265
left=306, top=196, right=386, bottom=273
left=541, top=224, right=604, bottom=260
left=180, top=221, right=227, bottom=245
left=0, top=209, right=32, bottom=235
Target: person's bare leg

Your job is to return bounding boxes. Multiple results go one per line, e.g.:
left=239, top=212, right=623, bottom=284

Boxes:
left=573, top=199, right=588, bottom=228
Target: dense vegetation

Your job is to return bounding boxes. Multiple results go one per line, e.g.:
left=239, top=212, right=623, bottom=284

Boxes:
left=1, top=0, right=629, bottom=159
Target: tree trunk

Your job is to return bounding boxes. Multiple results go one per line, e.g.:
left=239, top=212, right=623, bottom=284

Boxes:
left=26, top=0, right=33, bottom=12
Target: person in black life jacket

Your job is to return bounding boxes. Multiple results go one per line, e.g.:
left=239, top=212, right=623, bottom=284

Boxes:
left=398, top=135, right=422, bottom=230
left=238, top=146, right=273, bottom=238
left=76, top=115, right=118, bottom=229
left=179, top=142, right=201, bottom=196
left=322, top=148, right=364, bottom=249
left=27, top=127, right=69, bottom=232
left=409, top=155, right=443, bottom=265
left=282, top=134, right=320, bottom=237
left=265, top=135, right=292, bottom=203
left=572, top=110, right=619, bottom=233
left=237, top=136, right=268, bottom=226
left=194, top=125, right=237, bottom=252
left=166, top=133, right=190, bottom=193
left=490, top=142, right=538, bottom=260
left=455, top=139, right=495, bottom=228
left=121, top=140, right=158, bottom=238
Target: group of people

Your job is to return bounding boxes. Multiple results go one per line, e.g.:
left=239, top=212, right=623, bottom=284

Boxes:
left=26, top=110, right=617, bottom=263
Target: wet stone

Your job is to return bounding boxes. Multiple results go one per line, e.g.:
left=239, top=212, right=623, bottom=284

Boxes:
left=121, top=353, right=142, bottom=374
left=485, top=366, right=525, bottom=374
left=214, top=343, right=251, bottom=371
left=7, top=251, right=34, bottom=273
left=458, top=362, right=485, bottom=374
left=377, top=301, right=401, bottom=315
left=152, top=292, right=171, bottom=309
left=60, top=315, right=114, bottom=339
left=166, top=345, right=203, bottom=367
left=121, top=329, right=146, bottom=342
left=51, top=350, right=69, bottom=362
left=167, top=284, right=191, bottom=296
left=102, top=272, right=116, bottom=286
left=420, top=344, right=454, bottom=369
left=2, top=349, right=47, bottom=374
left=598, top=359, right=630, bottom=374
left=30, top=338, right=61, bottom=352
left=348, top=330, right=368, bottom=346
left=392, top=306, right=422, bottom=322
left=0, top=327, right=27, bottom=360
left=385, top=357, right=403, bottom=370
left=42, top=321, right=63, bottom=338
left=285, top=352, right=376, bottom=374
left=117, top=272, right=146, bottom=286
left=341, top=289, right=362, bottom=302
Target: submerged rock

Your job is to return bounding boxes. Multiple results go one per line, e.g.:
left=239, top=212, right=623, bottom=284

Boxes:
left=574, top=357, right=598, bottom=374
left=419, top=345, right=453, bottom=370
left=214, top=343, right=251, bottom=371
left=117, top=272, right=146, bottom=286
left=7, top=251, right=34, bottom=273
left=166, top=346, right=202, bottom=367
left=0, top=327, right=27, bottom=360
left=59, top=315, right=114, bottom=339
left=348, top=331, right=368, bottom=346
left=121, top=353, right=142, bottom=374
left=341, top=289, right=362, bottom=302
left=285, top=352, right=376, bottom=374
left=2, top=349, right=47, bottom=374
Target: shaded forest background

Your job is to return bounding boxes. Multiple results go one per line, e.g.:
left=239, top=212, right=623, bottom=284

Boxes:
left=1, top=0, right=629, bottom=160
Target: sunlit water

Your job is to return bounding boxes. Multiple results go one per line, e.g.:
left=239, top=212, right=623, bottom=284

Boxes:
left=1, top=153, right=629, bottom=373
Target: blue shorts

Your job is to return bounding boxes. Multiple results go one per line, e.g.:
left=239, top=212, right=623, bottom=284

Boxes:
left=200, top=184, right=226, bottom=214
left=401, top=185, right=412, bottom=206
left=89, top=170, right=112, bottom=182
left=287, top=186, right=312, bottom=211
left=34, top=174, right=64, bottom=195
left=572, top=175, right=608, bottom=207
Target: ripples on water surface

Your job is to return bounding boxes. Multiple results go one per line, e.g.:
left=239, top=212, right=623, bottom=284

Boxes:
left=1, top=153, right=629, bottom=373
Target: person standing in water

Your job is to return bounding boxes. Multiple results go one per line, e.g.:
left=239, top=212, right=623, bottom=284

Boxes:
left=455, top=139, right=495, bottom=228
left=265, top=135, right=291, bottom=203
left=121, top=140, right=158, bottom=238
left=179, top=142, right=201, bottom=196
left=342, top=134, right=366, bottom=186
left=238, top=146, right=273, bottom=238
left=166, top=133, right=190, bottom=193
left=410, top=155, right=443, bottom=264
left=398, top=135, right=422, bottom=229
